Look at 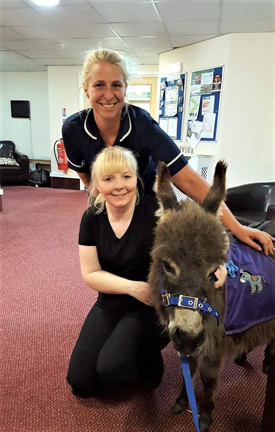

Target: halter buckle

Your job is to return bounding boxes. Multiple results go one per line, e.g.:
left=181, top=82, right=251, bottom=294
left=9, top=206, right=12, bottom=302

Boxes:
left=178, top=295, right=198, bottom=309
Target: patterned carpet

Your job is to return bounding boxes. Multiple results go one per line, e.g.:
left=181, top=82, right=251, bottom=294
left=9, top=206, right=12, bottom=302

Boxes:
left=0, top=186, right=267, bottom=432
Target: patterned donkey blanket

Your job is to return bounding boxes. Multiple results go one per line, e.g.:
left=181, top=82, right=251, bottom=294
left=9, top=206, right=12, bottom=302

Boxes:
left=224, top=241, right=275, bottom=335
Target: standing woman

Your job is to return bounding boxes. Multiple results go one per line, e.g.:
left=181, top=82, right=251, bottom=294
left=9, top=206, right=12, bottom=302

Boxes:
left=62, top=49, right=274, bottom=256
left=67, top=146, right=169, bottom=397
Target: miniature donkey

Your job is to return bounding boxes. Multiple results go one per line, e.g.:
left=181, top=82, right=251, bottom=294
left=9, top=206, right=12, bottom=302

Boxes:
left=149, top=161, right=275, bottom=432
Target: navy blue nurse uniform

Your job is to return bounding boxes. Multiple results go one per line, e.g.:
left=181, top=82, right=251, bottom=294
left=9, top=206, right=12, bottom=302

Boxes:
left=62, top=104, right=188, bottom=194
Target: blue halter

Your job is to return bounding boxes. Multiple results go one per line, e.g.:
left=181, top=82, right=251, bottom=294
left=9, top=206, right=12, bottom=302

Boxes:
left=160, top=277, right=220, bottom=432
left=162, top=291, right=220, bottom=325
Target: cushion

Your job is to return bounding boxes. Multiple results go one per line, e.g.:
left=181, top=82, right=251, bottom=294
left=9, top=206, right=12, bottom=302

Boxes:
left=0, top=157, right=20, bottom=167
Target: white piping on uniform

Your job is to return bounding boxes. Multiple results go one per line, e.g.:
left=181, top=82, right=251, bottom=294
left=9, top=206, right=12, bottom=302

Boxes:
left=166, top=152, right=183, bottom=168
left=119, top=112, right=132, bottom=142
left=84, top=109, right=97, bottom=140
left=66, top=156, right=84, bottom=169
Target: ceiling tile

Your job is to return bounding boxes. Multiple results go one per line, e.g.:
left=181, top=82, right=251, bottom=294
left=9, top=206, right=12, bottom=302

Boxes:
left=10, top=26, right=72, bottom=39
left=0, top=7, right=53, bottom=26
left=122, top=36, right=172, bottom=49
left=111, top=22, right=167, bottom=37
left=59, top=49, right=88, bottom=58
left=2, top=38, right=96, bottom=50
left=2, top=57, right=47, bottom=70
left=35, top=58, right=75, bottom=65
left=156, top=1, right=220, bottom=22
left=0, top=50, right=30, bottom=61
left=0, top=0, right=28, bottom=7
left=71, top=57, right=85, bottom=65
left=132, top=48, right=169, bottom=57
left=0, top=45, right=9, bottom=50
left=222, top=0, right=273, bottom=20
left=58, top=23, right=115, bottom=38
left=33, top=5, right=105, bottom=24
left=138, top=57, right=159, bottom=65
left=0, top=27, right=27, bottom=41
left=89, top=37, right=128, bottom=50
left=165, top=20, right=219, bottom=36
left=221, top=18, right=274, bottom=33
left=18, top=50, right=64, bottom=58
left=170, top=34, right=216, bottom=47
left=92, top=3, right=160, bottom=22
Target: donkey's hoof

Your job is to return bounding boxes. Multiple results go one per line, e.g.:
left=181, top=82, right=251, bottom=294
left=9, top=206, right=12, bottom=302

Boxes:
left=199, top=411, right=213, bottom=432
left=171, top=397, right=188, bottom=414
left=234, top=352, right=247, bottom=367
left=262, top=361, right=269, bottom=375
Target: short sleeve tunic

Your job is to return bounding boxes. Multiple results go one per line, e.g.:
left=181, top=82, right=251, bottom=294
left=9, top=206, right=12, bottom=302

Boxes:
left=62, top=105, right=188, bottom=194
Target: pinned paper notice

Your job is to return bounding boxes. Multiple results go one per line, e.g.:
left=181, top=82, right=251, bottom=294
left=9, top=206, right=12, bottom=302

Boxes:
left=201, top=113, right=216, bottom=139
left=159, top=118, right=168, bottom=134
left=168, top=117, right=178, bottom=139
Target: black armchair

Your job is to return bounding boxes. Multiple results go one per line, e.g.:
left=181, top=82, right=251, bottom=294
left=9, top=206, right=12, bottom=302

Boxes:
left=0, top=140, right=29, bottom=186
left=226, top=183, right=275, bottom=225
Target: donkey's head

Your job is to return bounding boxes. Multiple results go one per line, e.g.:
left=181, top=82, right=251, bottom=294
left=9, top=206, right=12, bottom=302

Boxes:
left=149, top=161, right=229, bottom=355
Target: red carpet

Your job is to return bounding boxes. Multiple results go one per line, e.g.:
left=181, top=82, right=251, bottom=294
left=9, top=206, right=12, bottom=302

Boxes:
left=0, top=186, right=267, bottom=432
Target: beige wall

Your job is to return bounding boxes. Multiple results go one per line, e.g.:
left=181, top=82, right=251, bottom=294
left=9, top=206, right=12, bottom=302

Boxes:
left=0, top=71, right=50, bottom=159
left=159, top=33, right=275, bottom=187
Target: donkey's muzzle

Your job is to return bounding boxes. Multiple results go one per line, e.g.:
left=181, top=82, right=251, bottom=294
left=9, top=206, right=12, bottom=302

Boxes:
left=171, top=328, right=206, bottom=354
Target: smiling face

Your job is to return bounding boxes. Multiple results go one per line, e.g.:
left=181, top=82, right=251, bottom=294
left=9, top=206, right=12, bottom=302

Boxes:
left=97, top=169, right=137, bottom=210
left=86, top=61, right=127, bottom=122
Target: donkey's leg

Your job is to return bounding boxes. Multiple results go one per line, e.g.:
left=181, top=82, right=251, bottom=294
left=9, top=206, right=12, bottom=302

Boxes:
left=171, top=354, right=198, bottom=414
left=234, top=351, right=248, bottom=366
left=199, top=355, right=222, bottom=432
left=263, top=339, right=275, bottom=374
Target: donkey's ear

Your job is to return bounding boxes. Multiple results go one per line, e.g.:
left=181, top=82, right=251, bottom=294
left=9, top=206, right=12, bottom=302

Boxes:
left=156, top=161, right=180, bottom=213
left=202, top=160, right=227, bottom=215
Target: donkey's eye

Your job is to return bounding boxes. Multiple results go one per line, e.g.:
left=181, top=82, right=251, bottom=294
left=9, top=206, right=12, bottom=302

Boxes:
left=163, top=261, right=172, bottom=274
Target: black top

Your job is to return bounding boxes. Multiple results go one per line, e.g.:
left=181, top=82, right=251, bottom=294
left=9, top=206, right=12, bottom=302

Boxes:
left=78, top=195, right=159, bottom=310
left=62, top=105, right=188, bottom=194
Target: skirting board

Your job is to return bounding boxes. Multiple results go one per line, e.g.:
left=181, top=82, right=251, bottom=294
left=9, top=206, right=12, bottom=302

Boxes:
left=51, top=177, right=80, bottom=190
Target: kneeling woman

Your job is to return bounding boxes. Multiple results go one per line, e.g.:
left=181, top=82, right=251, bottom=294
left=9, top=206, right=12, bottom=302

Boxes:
left=67, top=146, right=169, bottom=398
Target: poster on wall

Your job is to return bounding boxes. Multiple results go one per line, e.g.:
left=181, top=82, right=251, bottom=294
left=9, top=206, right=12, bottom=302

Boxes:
left=159, top=72, right=186, bottom=141
left=187, top=66, right=224, bottom=142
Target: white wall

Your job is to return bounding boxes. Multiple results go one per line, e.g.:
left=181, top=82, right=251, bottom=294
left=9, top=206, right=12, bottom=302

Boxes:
left=159, top=33, right=275, bottom=187
left=0, top=72, right=50, bottom=159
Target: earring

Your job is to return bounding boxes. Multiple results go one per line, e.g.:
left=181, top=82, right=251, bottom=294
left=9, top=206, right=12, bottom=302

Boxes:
left=86, top=93, right=89, bottom=98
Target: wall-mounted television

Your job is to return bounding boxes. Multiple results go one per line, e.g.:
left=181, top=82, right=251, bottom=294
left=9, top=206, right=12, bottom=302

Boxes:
left=11, top=100, right=31, bottom=119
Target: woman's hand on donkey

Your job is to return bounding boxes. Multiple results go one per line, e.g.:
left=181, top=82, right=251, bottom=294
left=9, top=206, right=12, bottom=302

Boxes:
left=234, top=224, right=275, bottom=256
left=129, top=282, right=155, bottom=306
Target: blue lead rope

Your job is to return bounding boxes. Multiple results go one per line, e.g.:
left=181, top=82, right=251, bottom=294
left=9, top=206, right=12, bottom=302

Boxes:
left=179, top=354, right=200, bottom=432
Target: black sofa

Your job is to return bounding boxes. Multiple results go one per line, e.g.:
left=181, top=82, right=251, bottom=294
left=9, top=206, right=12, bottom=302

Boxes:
left=226, top=182, right=275, bottom=225
left=0, top=141, right=29, bottom=186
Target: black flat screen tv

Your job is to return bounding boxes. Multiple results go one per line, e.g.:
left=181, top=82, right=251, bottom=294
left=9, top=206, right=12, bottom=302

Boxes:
left=11, top=100, right=30, bottom=119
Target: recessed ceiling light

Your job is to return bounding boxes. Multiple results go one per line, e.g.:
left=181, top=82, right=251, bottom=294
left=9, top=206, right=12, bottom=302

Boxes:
left=32, top=0, right=60, bottom=6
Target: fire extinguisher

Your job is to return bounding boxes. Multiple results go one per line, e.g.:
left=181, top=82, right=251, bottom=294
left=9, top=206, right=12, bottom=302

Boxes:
left=54, top=139, right=68, bottom=171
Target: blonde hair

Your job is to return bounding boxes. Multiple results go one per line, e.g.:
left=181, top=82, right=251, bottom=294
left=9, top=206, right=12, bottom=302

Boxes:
left=90, top=146, right=140, bottom=214
left=82, top=49, right=129, bottom=91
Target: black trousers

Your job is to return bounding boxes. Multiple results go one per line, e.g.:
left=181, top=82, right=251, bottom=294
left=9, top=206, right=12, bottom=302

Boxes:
left=67, top=299, right=169, bottom=397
